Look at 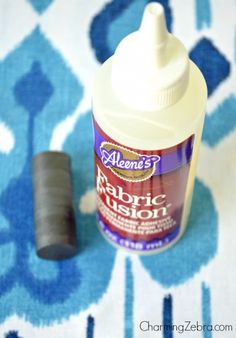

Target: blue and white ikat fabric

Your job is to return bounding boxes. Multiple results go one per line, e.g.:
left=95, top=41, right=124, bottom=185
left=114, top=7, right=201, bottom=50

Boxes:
left=0, top=0, right=235, bottom=337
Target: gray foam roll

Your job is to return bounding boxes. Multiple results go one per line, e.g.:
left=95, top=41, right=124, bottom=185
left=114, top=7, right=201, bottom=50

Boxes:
left=32, top=151, right=77, bottom=260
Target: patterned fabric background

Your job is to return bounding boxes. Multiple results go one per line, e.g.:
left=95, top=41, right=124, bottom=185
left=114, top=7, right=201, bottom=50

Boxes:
left=0, top=0, right=235, bottom=337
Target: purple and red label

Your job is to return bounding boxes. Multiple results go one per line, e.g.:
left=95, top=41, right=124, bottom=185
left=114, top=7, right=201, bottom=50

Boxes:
left=94, top=120, right=194, bottom=252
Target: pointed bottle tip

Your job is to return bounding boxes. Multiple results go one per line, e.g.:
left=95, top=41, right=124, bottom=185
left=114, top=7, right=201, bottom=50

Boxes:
left=111, top=2, right=189, bottom=110
left=146, top=2, right=164, bottom=16
left=139, top=2, right=168, bottom=46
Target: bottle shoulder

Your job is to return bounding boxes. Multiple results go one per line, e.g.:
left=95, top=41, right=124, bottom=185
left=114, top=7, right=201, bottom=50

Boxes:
left=93, top=58, right=207, bottom=150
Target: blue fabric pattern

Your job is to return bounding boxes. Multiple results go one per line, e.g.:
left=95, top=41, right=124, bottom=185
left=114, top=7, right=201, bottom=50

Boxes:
left=195, top=0, right=212, bottom=30
left=163, top=295, right=173, bottom=338
left=0, top=0, right=235, bottom=337
left=190, top=38, right=230, bottom=96
left=202, top=283, right=212, bottom=338
left=4, top=332, right=22, bottom=338
left=27, top=0, right=54, bottom=14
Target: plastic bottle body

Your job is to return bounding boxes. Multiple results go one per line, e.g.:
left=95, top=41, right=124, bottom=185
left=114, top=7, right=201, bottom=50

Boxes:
left=93, top=57, right=207, bottom=254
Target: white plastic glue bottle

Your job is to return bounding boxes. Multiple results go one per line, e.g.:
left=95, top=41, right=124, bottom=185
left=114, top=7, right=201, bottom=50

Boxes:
left=92, top=2, right=207, bottom=254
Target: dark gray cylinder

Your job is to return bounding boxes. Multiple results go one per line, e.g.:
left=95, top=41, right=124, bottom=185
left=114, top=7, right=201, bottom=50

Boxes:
left=32, top=151, right=77, bottom=260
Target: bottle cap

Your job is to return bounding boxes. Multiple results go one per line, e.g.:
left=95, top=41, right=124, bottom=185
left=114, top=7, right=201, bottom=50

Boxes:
left=111, top=2, right=189, bottom=110
left=32, top=151, right=77, bottom=260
